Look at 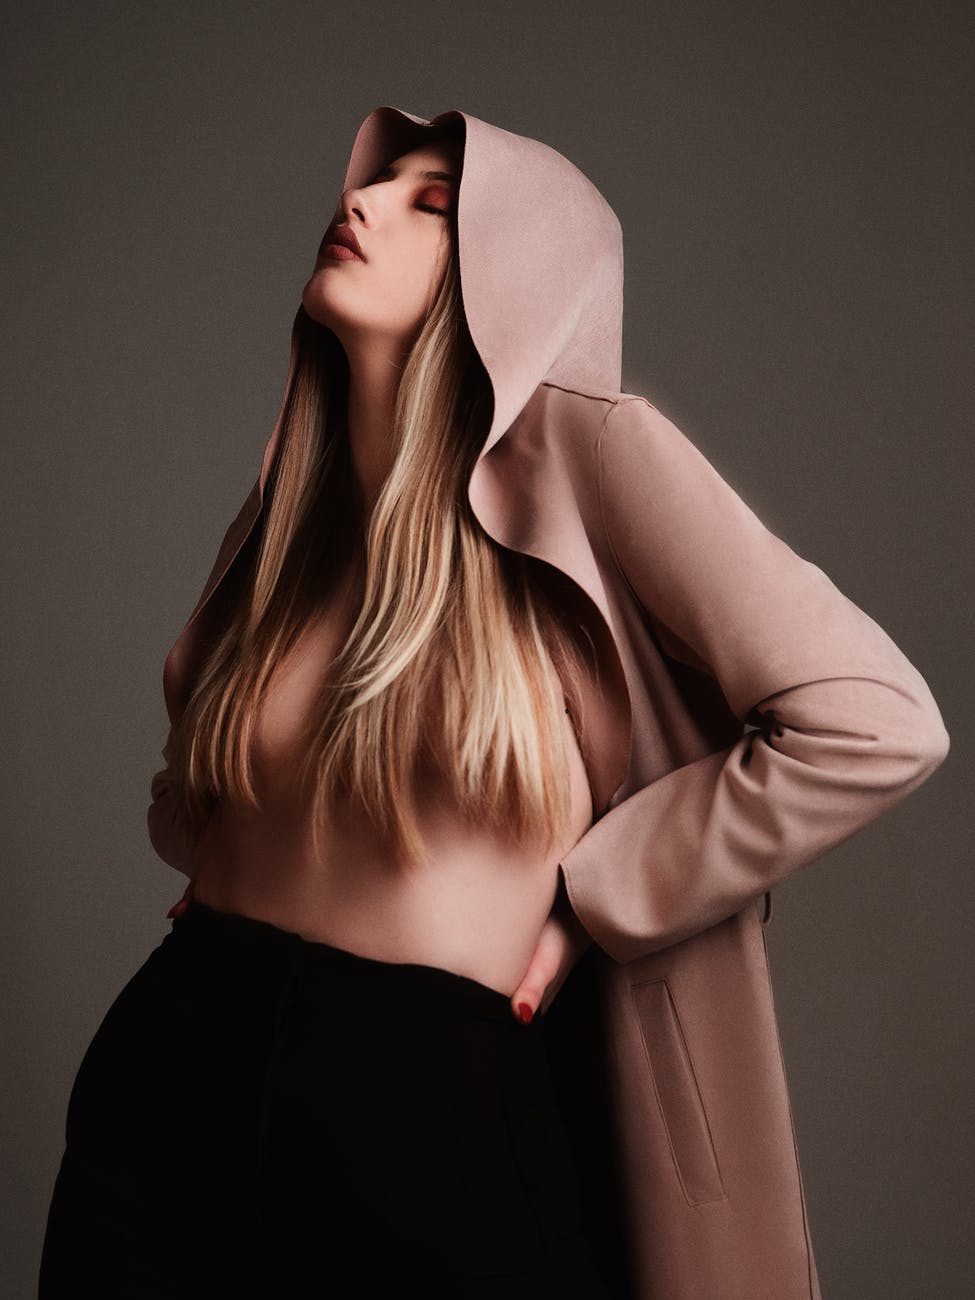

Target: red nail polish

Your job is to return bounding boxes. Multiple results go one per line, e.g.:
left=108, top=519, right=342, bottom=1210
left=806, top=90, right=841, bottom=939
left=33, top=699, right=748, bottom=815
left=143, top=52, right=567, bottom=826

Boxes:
left=516, top=1001, right=534, bottom=1024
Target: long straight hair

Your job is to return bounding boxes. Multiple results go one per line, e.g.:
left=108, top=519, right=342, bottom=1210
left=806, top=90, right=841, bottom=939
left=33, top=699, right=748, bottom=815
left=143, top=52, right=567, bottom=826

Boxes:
left=170, top=161, right=598, bottom=869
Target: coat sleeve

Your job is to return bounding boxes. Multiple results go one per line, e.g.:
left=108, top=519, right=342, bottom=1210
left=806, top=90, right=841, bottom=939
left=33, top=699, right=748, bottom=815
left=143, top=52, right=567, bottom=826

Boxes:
left=146, top=723, right=199, bottom=879
left=558, top=396, right=950, bottom=965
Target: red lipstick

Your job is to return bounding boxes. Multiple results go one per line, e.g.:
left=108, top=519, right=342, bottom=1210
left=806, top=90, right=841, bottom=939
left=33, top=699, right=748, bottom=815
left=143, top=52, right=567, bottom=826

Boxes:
left=320, top=225, right=366, bottom=262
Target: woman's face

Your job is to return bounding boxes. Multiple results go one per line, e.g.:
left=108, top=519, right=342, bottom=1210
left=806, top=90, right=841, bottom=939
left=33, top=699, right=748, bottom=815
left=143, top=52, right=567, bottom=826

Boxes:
left=301, top=138, right=462, bottom=349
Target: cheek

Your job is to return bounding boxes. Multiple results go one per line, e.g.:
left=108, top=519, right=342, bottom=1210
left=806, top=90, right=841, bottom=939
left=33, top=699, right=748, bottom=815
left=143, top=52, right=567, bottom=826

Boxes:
left=382, top=257, right=443, bottom=321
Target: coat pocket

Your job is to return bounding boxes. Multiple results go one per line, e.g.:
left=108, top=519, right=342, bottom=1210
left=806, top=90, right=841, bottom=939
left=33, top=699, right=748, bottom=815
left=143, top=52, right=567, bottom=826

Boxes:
left=629, top=975, right=726, bottom=1206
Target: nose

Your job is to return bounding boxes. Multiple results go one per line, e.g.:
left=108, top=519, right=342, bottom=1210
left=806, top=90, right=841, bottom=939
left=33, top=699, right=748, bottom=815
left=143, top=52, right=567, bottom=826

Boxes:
left=339, top=183, right=371, bottom=226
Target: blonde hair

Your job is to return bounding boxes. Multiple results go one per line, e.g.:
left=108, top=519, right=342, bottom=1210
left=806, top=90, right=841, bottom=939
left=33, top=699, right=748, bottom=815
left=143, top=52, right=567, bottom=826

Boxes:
left=171, top=149, right=597, bottom=869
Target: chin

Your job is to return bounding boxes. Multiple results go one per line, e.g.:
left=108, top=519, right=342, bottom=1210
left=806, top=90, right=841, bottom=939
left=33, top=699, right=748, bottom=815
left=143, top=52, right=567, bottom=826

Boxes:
left=300, top=281, right=339, bottom=330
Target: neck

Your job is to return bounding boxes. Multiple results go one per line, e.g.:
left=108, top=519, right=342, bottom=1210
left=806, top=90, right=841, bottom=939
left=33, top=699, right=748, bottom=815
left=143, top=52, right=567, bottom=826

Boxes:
left=341, top=338, right=408, bottom=515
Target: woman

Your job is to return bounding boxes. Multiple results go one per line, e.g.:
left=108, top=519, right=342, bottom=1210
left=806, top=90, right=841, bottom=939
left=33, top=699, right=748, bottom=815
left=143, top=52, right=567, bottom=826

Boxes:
left=38, top=105, right=949, bottom=1300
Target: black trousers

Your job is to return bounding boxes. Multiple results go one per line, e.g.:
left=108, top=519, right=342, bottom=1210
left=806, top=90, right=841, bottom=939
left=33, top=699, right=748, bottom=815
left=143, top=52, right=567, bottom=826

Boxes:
left=38, top=899, right=618, bottom=1299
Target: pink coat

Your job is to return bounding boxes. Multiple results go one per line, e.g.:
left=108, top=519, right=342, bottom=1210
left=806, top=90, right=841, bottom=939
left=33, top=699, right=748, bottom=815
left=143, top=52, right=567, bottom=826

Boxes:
left=148, top=106, right=950, bottom=1297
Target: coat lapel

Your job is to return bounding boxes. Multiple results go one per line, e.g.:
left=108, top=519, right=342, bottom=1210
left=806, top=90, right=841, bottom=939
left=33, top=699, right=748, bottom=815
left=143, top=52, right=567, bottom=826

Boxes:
left=467, top=400, right=633, bottom=818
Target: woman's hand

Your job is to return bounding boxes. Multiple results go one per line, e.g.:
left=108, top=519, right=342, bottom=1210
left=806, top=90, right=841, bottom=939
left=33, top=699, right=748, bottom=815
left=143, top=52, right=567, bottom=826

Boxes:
left=165, top=874, right=197, bottom=920
left=510, top=871, right=594, bottom=1024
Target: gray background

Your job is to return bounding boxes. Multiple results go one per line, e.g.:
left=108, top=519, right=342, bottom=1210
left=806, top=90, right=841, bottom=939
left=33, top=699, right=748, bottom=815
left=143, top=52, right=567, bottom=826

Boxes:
left=4, top=1, right=971, bottom=1295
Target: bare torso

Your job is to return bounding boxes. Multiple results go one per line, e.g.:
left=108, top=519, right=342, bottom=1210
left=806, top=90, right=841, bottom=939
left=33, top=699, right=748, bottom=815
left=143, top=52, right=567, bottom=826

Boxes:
left=191, top=555, right=595, bottom=998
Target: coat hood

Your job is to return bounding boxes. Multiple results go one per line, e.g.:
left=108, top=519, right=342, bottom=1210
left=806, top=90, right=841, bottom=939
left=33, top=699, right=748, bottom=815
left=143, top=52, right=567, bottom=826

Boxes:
left=257, top=103, right=625, bottom=491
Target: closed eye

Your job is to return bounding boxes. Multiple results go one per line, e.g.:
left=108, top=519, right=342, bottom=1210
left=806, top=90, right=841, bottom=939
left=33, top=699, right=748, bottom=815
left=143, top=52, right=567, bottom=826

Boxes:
left=365, top=166, right=454, bottom=218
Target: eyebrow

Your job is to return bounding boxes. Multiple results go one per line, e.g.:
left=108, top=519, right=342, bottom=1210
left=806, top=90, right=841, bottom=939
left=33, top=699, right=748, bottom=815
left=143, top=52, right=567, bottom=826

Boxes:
left=370, top=163, right=460, bottom=186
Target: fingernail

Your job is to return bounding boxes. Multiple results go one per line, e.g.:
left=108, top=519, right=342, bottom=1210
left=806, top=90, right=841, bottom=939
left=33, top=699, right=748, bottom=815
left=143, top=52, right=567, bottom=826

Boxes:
left=516, top=1001, right=534, bottom=1024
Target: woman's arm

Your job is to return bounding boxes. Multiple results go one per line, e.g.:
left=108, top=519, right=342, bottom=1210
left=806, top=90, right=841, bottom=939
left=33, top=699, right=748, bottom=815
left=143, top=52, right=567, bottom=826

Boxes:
left=558, top=396, right=950, bottom=965
left=510, top=871, right=594, bottom=1023
left=146, top=724, right=198, bottom=879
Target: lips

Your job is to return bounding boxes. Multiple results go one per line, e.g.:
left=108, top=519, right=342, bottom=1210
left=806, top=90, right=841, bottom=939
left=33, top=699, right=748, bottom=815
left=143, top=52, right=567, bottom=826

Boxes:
left=322, top=225, right=366, bottom=261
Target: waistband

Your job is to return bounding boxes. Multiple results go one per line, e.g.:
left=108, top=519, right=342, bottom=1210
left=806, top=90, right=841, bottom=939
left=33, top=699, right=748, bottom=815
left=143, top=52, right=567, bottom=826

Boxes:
left=169, top=899, right=540, bottom=1032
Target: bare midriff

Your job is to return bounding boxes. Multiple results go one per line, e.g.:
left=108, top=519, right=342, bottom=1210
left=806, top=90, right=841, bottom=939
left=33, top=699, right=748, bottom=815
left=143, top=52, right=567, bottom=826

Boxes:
left=190, top=558, right=595, bottom=999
